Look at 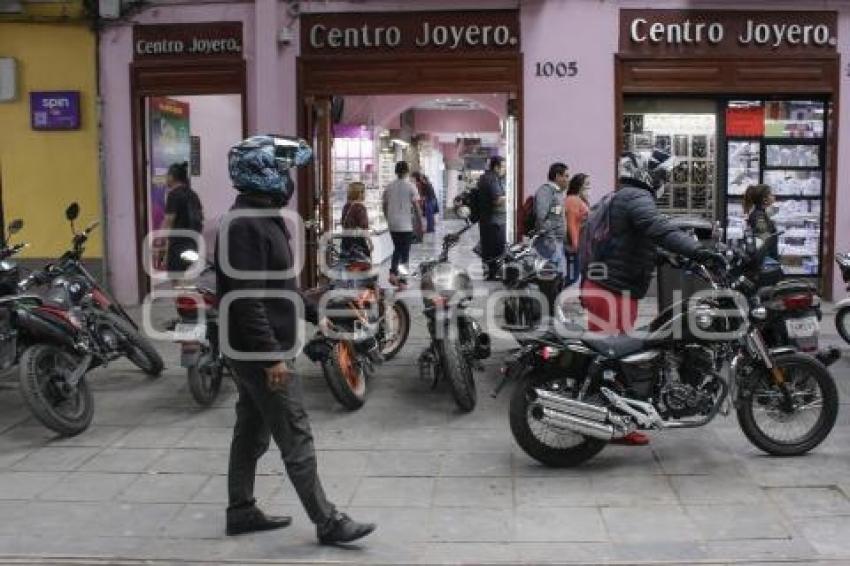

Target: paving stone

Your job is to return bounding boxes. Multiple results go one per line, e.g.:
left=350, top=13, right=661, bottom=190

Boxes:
left=37, top=472, right=138, bottom=502
left=769, top=485, right=850, bottom=519
left=364, top=450, right=442, bottom=477
left=78, top=448, right=166, bottom=473
left=515, top=506, right=608, bottom=543
left=118, top=473, right=210, bottom=503
left=112, top=426, right=192, bottom=448
left=439, top=450, right=512, bottom=477
left=147, top=449, right=229, bottom=475
left=193, top=474, right=280, bottom=505
left=84, top=501, right=183, bottom=537
left=793, top=515, right=850, bottom=558
left=12, top=446, right=101, bottom=472
left=5, top=425, right=129, bottom=448
left=351, top=477, right=434, bottom=508
left=514, top=476, right=596, bottom=507
left=671, top=474, right=768, bottom=505
left=601, top=505, right=701, bottom=544
left=432, top=477, right=513, bottom=508
left=427, top=506, right=513, bottom=543
left=344, top=506, right=430, bottom=544
left=685, top=503, right=791, bottom=540
left=175, top=427, right=234, bottom=449
left=0, top=471, right=61, bottom=500
left=592, top=475, right=678, bottom=507
left=162, top=503, right=226, bottom=539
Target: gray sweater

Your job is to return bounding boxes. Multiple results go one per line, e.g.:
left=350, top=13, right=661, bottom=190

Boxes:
left=534, top=182, right=566, bottom=240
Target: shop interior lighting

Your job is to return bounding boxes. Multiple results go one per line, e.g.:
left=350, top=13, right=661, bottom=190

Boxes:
left=390, top=138, right=409, bottom=147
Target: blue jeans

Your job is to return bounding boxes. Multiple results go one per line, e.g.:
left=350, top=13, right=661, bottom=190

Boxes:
left=535, top=238, right=567, bottom=277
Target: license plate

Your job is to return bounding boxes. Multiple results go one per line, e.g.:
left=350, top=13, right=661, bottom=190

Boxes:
left=786, top=316, right=818, bottom=339
left=174, top=322, right=206, bottom=342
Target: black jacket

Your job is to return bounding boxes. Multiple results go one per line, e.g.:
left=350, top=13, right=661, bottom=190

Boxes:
left=587, top=183, right=701, bottom=298
left=477, top=170, right=506, bottom=225
left=215, top=193, right=317, bottom=365
left=747, top=207, right=779, bottom=260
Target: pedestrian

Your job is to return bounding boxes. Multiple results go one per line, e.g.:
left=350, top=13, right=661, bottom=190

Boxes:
left=217, top=135, right=375, bottom=544
left=156, top=161, right=203, bottom=280
left=534, top=163, right=570, bottom=314
left=477, top=156, right=507, bottom=280
left=421, top=175, right=439, bottom=234
left=340, top=181, right=373, bottom=261
left=564, top=173, right=591, bottom=287
left=581, top=150, right=721, bottom=446
left=382, top=160, right=422, bottom=288
left=743, top=183, right=779, bottom=261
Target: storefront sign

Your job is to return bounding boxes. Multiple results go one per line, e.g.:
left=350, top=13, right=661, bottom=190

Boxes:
left=30, top=91, right=80, bottom=130
left=620, top=10, right=837, bottom=56
left=301, top=11, right=519, bottom=55
left=133, top=23, right=243, bottom=60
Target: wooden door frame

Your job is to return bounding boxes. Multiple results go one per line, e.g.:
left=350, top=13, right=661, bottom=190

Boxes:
left=129, top=59, right=247, bottom=302
left=296, top=52, right=523, bottom=288
left=615, top=54, right=840, bottom=299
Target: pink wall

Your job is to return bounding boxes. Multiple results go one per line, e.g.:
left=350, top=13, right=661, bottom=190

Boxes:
left=413, top=109, right=500, bottom=134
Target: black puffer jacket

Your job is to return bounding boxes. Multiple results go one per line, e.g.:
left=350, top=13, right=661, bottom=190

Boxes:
left=586, top=182, right=701, bottom=298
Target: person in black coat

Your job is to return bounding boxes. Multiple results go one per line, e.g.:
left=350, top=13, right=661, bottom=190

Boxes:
left=743, top=183, right=779, bottom=261
left=216, top=135, right=375, bottom=544
left=477, top=156, right=507, bottom=280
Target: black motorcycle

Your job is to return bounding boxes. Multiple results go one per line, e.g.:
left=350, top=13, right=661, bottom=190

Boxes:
left=19, top=203, right=164, bottom=377
left=500, top=247, right=838, bottom=468
left=416, top=215, right=491, bottom=412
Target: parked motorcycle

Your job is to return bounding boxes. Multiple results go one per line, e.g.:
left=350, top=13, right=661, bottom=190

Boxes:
left=500, top=244, right=837, bottom=468
left=20, top=203, right=164, bottom=377
left=834, top=253, right=850, bottom=345
left=169, top=250, right=227, bottom=407
left=416, top=209, right=491, bottom=412
left=496, top=229, right=561, bottom=330
left=304, top=241, right=410, bottom=410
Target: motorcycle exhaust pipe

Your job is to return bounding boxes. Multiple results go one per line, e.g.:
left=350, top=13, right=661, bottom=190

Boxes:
left=534, top=405, right=614, bottom=441
left=535, top=388, right=609, bottom=423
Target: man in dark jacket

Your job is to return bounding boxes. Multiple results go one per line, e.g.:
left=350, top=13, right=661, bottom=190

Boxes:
left=582, top=150, right=721, bottom=444
left=217, top=135, right=375, bottom=544
left=477, top=156, right=507, bottom=280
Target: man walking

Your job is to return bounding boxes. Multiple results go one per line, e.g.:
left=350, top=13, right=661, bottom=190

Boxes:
left=217, top=135, right=375, bottom=544
left=382, top=160, right=422, bottom=287
left=477, top=156, right=507, bottom=280
left=533, top=162, right=570, bottom=315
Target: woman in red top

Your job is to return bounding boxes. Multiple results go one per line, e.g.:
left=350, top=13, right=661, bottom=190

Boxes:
left=564, top=173, right=590, bottom=286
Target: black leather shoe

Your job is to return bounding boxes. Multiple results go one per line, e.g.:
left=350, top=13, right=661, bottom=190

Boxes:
left=226, top=506, right=292, bottom=536
left=317, top=512, right=376, bottom=545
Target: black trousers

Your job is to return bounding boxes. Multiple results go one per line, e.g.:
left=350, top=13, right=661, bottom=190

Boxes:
left=227, top=360, right=335, bottom=526
left=479, top=222, right=506, bottom=278
left=390, top=231, right=413, bottom=275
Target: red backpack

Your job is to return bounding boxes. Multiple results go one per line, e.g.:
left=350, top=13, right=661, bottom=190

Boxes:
left=520, top=196, right=536, bottom=237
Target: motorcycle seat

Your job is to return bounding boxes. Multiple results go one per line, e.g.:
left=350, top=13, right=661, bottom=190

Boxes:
left=581, top=332, right=646, bottom=359
left=757, top=279, right=817, bottom=301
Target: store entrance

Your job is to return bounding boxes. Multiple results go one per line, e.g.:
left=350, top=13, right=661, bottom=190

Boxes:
left=622, top=96, right=829, bottom=283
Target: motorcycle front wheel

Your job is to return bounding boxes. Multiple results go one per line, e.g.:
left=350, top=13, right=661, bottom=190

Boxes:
left=437, top=339, right=476, bottom=412
left=322, top=340, right=367, bottom=410
left=187, top=346, right=224, bottom=407
left=510, top=376, right=606, bottom=468
left=104, top=312, right=164, bottom=377
left=18, top=344, right=94, bottom=437
left=380, top=299, right=410, bottom=361
left=737, top=352, right=838, bottom=456
left=835, top=306, right=850, bottom=345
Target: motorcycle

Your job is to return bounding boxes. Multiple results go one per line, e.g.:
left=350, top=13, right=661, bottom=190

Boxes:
left=833, top=252, right=850, bottom=345
left=303, top=240, right=410, bottom=410
left=169, top=250, right=227, bottom=407
left=20, top=203, right=164, bottom=377
left=499, top=244, right=838, bottom=468
left=496, top=229, right=561, bottom=330
left=721, top=232, right=839, bottom=367
left=416, top=208, right=491, bottom=412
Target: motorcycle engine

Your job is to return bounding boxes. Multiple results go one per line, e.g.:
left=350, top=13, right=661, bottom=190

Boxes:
left=660, top=346, right=718, bottom=419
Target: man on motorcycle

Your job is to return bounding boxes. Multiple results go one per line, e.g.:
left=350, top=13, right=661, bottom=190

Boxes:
left=216, top=135, right=375, bottom=544
left=581, top=149, right=722, bottom=445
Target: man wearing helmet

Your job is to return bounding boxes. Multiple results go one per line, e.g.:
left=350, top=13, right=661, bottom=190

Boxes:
left=581, top=149, right=722, bottom=445
left=216, top=135, right=375, bottom=543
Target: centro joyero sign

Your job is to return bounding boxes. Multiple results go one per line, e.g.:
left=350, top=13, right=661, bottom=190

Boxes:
left=619, top=10, right=837, bottom=55
left=133, top=22, right=243, bottom=60
left=301, top=10, right=520, bottom=55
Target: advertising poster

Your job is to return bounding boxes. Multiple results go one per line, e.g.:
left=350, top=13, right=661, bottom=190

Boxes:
left=147, top=97, right=191, bottom=235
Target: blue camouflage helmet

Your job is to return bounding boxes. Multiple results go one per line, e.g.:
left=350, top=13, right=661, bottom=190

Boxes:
left=228, top=135, right=313, bottom=194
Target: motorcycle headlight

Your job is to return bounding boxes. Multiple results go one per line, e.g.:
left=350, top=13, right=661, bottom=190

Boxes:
left=751, top=306, right=767, bottom=320
left=694, top=304, right=714, bottom=330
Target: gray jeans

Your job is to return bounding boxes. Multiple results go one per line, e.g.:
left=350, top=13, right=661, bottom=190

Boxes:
left=227, top=360, right=336, bottom=526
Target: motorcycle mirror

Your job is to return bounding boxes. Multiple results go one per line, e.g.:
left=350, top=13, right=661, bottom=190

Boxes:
left=7, top=219, right=23, bottom=235
left=65, top=202, right=80, bottom=221
left=456, top=205, right=471, bottom=220
left=180, top=249, right=200, bottom=263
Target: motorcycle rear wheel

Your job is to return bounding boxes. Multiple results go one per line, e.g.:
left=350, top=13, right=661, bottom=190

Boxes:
left=737, top=352, right=838, bottom=456
left=835, top=306, right=850, bottom=345
left=438, top=339, right=477, bottom=412
left=322, top=340, right=367, bottom=410
left=510, top=377, right=606, bottom=468
left=18, top=345, right=93, bottom=437
left=187, top=347, right=224, bottom=407
left=380, top=299, right=410, bottom=361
